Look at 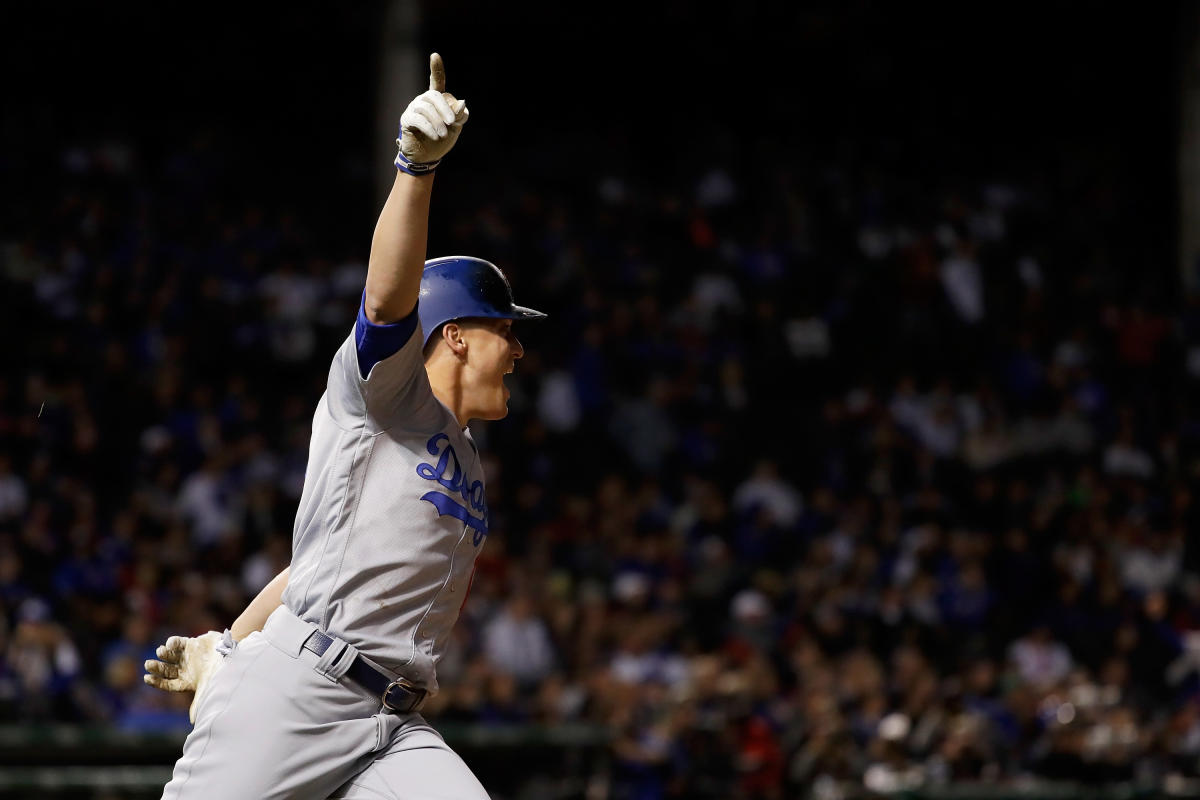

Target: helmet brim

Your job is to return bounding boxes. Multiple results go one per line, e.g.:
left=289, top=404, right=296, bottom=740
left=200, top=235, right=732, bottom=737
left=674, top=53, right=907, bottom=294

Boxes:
left=508, top=305, right=547, bottom=320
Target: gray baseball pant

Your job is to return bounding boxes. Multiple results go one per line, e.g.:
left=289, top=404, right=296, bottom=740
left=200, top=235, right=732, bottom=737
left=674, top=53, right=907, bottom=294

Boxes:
left=161, top=606, right=489, bottom=800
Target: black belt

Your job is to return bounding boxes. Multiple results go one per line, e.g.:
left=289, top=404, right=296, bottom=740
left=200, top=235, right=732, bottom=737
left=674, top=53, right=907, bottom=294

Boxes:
left=302, top=630, right=426, bottom=713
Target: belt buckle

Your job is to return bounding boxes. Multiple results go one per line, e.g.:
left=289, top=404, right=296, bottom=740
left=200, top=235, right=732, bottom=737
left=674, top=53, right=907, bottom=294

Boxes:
left=382, top=677, right=423, bottom=713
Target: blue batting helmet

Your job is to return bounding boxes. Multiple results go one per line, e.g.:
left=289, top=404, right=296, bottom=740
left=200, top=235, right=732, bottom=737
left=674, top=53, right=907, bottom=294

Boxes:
left=418, top=256, right=546, bottom=348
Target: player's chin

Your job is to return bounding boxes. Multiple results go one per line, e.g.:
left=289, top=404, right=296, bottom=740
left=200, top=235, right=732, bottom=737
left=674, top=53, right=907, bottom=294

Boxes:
left=481, top=386, right=511, bottom=420
left=479, top=403, right=510, bottom=421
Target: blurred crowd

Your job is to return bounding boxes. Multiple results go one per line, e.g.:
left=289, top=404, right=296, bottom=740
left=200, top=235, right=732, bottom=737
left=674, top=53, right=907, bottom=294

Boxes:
left=2, top=118, right=1200, bottom=799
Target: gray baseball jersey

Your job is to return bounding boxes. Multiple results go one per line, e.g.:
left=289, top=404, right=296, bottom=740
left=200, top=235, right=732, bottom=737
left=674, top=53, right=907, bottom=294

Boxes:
left=162, top=311, right=492, bottom=800
left=280, top=320, right=487, bottom=696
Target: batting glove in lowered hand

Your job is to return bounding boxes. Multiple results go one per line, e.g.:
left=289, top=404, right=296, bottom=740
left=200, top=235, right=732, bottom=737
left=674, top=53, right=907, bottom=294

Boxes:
left=143, top=630, right=231, bottom=723
left=396, top=52, right=469, bottom=176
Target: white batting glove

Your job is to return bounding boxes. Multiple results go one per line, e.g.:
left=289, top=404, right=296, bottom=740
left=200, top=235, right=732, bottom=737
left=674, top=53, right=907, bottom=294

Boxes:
left=395, top=52, right=469, bottom=176
left=143, top=630, right=229, bottom=723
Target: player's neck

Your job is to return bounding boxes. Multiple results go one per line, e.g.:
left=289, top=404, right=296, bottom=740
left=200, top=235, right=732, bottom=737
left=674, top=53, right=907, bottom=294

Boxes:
left=425, top=358, right=471, bottom=429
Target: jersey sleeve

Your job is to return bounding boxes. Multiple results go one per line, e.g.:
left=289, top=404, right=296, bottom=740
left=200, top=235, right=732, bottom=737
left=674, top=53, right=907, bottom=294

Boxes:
left=354, top=295, right=420, bottom=379
left=324, top=296, right=441, bottom=432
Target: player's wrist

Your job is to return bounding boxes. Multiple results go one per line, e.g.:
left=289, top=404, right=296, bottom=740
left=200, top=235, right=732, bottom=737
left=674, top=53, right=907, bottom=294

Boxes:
left=394, top=148, right=441, bottom=177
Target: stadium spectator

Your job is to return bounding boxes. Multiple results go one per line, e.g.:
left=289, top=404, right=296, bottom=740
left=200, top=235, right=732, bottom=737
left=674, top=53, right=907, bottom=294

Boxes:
left=1, top=93, right=1196, bottom=797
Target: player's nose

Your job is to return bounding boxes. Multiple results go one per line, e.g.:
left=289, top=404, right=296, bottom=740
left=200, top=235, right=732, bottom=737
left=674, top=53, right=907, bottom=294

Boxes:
left=511, top=336, right=524, bottom=360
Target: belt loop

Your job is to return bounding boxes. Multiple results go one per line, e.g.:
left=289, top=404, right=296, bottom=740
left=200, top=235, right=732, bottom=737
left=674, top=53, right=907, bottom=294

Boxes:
left=314, top=637, right=354, bottom=683
left=263, top=606, right=318, bottom=658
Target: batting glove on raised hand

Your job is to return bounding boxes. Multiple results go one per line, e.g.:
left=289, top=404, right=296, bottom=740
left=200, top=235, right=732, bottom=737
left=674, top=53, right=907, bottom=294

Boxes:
left=396, top=52, right=469, bottom=176
left=143, top=630, right=230, bottom=723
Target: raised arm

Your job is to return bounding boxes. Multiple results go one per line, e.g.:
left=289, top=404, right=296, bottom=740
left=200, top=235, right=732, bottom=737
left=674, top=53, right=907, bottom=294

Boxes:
left=143, top=53, right=471, bottom=722
left=363, top=52, right=469, bottom=324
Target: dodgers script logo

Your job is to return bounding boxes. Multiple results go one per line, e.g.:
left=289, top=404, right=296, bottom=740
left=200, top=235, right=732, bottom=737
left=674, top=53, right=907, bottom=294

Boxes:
left=416, top=433, right=489, bottom=545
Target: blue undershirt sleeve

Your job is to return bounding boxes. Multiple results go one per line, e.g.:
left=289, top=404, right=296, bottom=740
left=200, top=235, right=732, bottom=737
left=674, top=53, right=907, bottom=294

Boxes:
left=354, top=294, right=420, bottom=380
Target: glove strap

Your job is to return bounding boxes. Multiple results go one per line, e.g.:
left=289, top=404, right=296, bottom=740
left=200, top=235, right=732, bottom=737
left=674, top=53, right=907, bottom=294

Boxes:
left=394, top=144, right=441, bottom=177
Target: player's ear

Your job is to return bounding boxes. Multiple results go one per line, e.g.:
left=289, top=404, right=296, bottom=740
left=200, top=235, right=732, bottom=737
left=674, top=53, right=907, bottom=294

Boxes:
left=441, top=321, right=468, bottom=357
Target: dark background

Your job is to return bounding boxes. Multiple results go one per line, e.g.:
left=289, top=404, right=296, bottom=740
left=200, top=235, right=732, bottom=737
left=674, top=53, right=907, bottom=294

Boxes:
left=0, top=3, right=1194, bottom=798
left=3, top=2, right=1178, bottom=272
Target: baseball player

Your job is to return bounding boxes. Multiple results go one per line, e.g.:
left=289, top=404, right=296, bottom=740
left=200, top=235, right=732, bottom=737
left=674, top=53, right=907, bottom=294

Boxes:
left=143, top=53, right=544, bottom=799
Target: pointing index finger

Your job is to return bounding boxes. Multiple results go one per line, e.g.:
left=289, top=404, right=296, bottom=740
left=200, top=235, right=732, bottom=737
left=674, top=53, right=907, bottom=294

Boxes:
left=429, top=52, right=446, bottom=92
